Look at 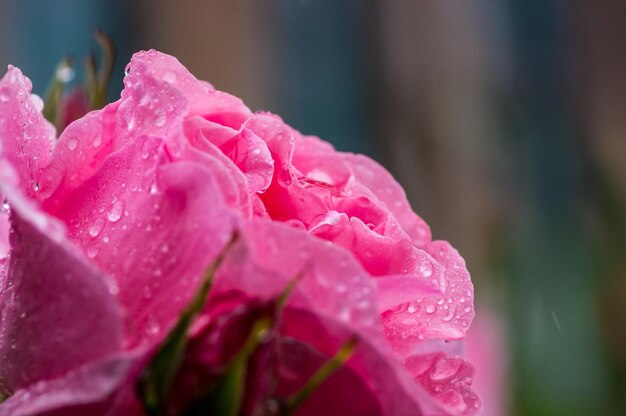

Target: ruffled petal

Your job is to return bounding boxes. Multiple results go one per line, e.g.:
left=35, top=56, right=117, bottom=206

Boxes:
left=341, top=153, right=432, bottom=247
left=382, top=241, right=475, bottom=354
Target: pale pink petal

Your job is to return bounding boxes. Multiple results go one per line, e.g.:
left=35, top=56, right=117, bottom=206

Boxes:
left=0, top=66, right=54, bottom=198
left=0, top=167, right=123, bottom=392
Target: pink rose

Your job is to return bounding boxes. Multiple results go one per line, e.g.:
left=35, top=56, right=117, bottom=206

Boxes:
left=0, top=51, right=480, bottom=415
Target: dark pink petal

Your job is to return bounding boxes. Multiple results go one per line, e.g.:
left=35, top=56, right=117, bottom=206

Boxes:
left=183, top=116, right=237, bottom=149
left=406, top=353, right=481, bottom=416
left=59, top=88, right=90, bottom=131
left=0, top=354, right=143, bottom=416
left=0, top=66, right=54, bottom=198
left=0, top=170, right=123, bottom=392
left=273, top=335, right=382, bottom=416
left=341, top=153, right=432, bottom=247
left=52, top=136, right=236, bottom=346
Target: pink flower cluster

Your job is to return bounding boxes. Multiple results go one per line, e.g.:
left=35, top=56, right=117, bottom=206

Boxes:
left=0, top=51, right=480, bottom=415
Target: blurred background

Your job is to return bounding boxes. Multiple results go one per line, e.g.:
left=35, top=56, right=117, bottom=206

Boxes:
left=1, top=1, right=625, bottom=415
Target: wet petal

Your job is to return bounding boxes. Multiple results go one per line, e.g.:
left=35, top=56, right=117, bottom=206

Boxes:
left=52, top=136, right=236, bottom=346
left=406, top=353, right=481, bottom=416
left=0, top=354, right=142, bottom=416
left=382, top=241, right=475, bottom=354
left=342, top=153, right=432, bottom=247
left=0, top=166, right=123, bottom=392
left=39, top=103, right=119, bottom=213
left=0, top=66, right=54, bottom=199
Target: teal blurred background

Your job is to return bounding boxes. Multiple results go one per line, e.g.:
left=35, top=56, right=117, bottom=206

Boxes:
left=1, top=1, right=625, bottom=415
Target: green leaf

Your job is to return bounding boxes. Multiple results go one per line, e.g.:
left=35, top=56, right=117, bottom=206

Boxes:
left=137, top=234, right=238, bottom=415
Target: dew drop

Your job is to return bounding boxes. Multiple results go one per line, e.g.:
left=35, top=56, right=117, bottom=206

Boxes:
left=442, top=305, right=457, bottom=322
left=425, top=304, right=436, bottom=314
left=407, top=304, right=418, bottom=314
left=107, top=200, right=124, bottom=222
left=0, top=89, right=9, bottom=102
left=67, top=138, right=78, bottom=150
left=163, top=71, right=177, bottom=83
left=92, top=135, right=102, bottom=147
left=87, top=245, right=99, bottom=259
left=88, top=218, right=105, bottom=237
left=419, top=260, right=433, bottom=278
left=154, top=108, right=166, bottom=127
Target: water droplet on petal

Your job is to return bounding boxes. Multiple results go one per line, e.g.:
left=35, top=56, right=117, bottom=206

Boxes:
left=419, top=260, right=433, bottom=278
left=442, top=305, right=457, bottom=322
left=154, top=108, right=166, bottom=127
left=163, top=71, right=176, bottom=83
left=67, top=138, right=78, bottom=150
left=87, top=246, right=99, bottom=259
left=407, top=304, right=418, bottom=314
left=425, top=304, right=436, bottom=314
left=88, top=218, right=105, bottom=237
left=107, top=200, right=124, bottom=222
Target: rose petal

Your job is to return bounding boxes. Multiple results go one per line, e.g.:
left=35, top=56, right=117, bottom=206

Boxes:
left=382, top=241, right=475, bottom=354
left=406, top=353, right=481, bottom=416
left=52, top=136, right=236, bottom=346
left=39, top=103, right=119, bottom=212
left=0, top=167, right=123, bottom=392
left=310, top=211, right=443, bottom=281
left=0, top=66, right=54, bottom=198
left=124, top=50, right=252, bottom=128
left=341, top=153, right=432, bottom=247
left=220, top=128, right=274, bottom=194
left=0, top=354, right=142, bottom=416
